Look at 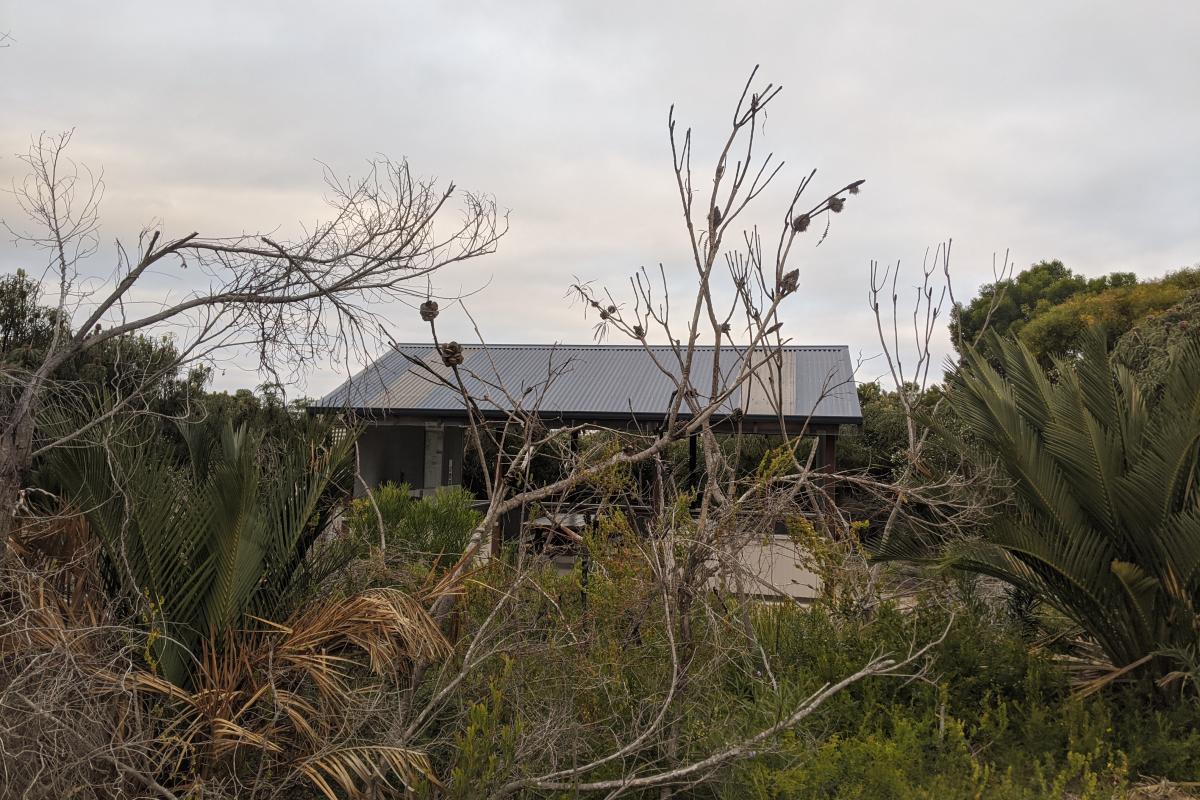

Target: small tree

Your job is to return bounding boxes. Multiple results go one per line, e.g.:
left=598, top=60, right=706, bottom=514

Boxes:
left=382, top=68, right=948, bottom=795
left=0, top=131, right=502, bottom=548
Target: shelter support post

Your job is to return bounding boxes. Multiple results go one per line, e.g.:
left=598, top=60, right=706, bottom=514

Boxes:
left=422, top=422, right=444, bottom=495
left=819, top=432, right=837, bottom=472
left=688, top=432, right=698, bottom=490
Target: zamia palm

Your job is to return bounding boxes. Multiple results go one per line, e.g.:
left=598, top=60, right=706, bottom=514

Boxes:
left=52, top=419, right=355, bottom=687
left=882, top=330, right=1200, bottom=674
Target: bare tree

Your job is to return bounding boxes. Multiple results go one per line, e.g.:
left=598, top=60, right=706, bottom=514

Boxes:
left=862, top=243, right=1013, bottom=551
left=0, top=130, right=503, bottom=547
left=368, top=67, right=951, bottom=796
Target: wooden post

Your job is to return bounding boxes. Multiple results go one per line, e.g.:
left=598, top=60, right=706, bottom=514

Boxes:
left=490, top=520, right=502, bottom=557
left=819, top=433, right=837, bottom=472
left=688, top=432, right=698, bottom=489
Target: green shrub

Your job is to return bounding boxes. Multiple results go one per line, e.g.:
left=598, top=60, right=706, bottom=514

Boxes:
left=346, top=482, right=481, bottom=570
left=718, top=595, right=1189, bottom=799
left=426, top=543, right=1200, bottom=797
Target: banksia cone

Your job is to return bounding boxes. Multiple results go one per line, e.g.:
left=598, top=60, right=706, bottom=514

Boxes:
left=828, top=196, right=845, bottom=213
left=709, top=206, right=723, bottom=227
left=439, top=341, right=464, bottom=367
left=720, top=322, right=731, bottom=334
left=419, top=300, right=439, bottom=321
left=779, top=269, right=799, bottom=297
left=633, top=325, right=645, bottom=338
left=791, top=214, right=810, bottom=233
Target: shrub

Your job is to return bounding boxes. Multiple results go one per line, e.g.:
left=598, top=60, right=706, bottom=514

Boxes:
left=346, top=482, right=481, bottom=570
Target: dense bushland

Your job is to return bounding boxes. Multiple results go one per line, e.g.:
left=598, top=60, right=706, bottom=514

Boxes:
left=5, top=373, right=1200, bottom=796
left=427, top=534, right=1200, bottom=799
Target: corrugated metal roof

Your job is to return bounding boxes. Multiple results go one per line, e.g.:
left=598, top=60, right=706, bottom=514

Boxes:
left=312, top=343, right=862, bottom=425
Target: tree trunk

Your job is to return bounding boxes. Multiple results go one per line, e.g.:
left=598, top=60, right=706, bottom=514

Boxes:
left=0, top=404, right=37, bottom=555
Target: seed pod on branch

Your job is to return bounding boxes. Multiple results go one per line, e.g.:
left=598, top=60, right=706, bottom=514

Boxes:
left=791, top=214, right=810, bottom=233
left=419, top=300, right=439, bottom=321
left=439, top=341, right=464, bottom=367
left=779, top=269, right=799, bottom=297
left=828, top=196, right=845, bottom=213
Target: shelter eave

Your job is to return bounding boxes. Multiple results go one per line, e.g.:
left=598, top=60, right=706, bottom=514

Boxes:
left=307, top=405, right=862, bottom=432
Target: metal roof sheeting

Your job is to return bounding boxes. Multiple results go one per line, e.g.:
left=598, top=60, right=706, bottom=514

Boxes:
left=313, top=343, right=862, bottom=425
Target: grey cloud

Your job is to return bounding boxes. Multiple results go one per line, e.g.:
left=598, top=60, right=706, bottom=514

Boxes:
left=2, top=0, right=1197, bottom=398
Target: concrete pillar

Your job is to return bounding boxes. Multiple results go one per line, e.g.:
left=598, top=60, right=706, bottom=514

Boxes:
left=423, top=422, right=444, bottom=494
left=443, top=425, right=464, bottom=487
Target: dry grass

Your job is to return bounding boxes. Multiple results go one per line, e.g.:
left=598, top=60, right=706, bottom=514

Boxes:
left=0, top=516, right=454, bottom=799
left=1130, top=780, right=1200, bottom=799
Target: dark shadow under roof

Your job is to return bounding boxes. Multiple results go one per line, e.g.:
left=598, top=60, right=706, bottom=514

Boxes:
left=312, top=343, right=863, bottom=428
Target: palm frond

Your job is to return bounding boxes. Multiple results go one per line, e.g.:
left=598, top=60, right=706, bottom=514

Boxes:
left=298, top=745, right=440, bottom=799
left=880, top=328, right=1200, bottom=675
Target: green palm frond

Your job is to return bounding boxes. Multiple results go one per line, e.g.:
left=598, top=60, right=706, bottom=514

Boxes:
left=50, top=417, right=355, bottom=687
left=879, top=330, right=1200, bottom=674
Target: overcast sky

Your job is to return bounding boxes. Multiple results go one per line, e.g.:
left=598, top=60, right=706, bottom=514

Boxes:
left=3, top=1, right=1198, bottom=397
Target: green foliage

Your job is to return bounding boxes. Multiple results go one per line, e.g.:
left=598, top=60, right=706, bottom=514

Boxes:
left=433, top=554, right=1200, bottom=798
left=951, top=260, right=1200, bottom=365
left=1112, top=288, right=1200, bottom=401
left=438, top=666, right=523, bottom=799
left=881, top=330, right=1200, bottom=674
left=1018, top=271, right=1200, bottom=363
left=345, top=482, right=481, bottom=570
left=46, top=418, right=356, bottom=687
left=951, top=260, right=1136, bottom=355
left=1, top=268, right=315, bottom=473
left=838, top=382, right=957, bottom=478
left=183, top=382, right=312, bottom=431
left=727, top=598, right=1147, bottom=799
left=0, top=268, right=200, bottom=411
left=0, top=269, right=59, bottom=364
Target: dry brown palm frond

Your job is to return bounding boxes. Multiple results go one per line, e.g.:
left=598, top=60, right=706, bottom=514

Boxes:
left=277, top=587, right=449, bottom=680
left=1074, top=653, right=1156, bottom=699
left=298, top=745, right=441, bottom=799
left=1131, top=778, right=1200, bottom=799
left=112, top=585, right=449, bottom=795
